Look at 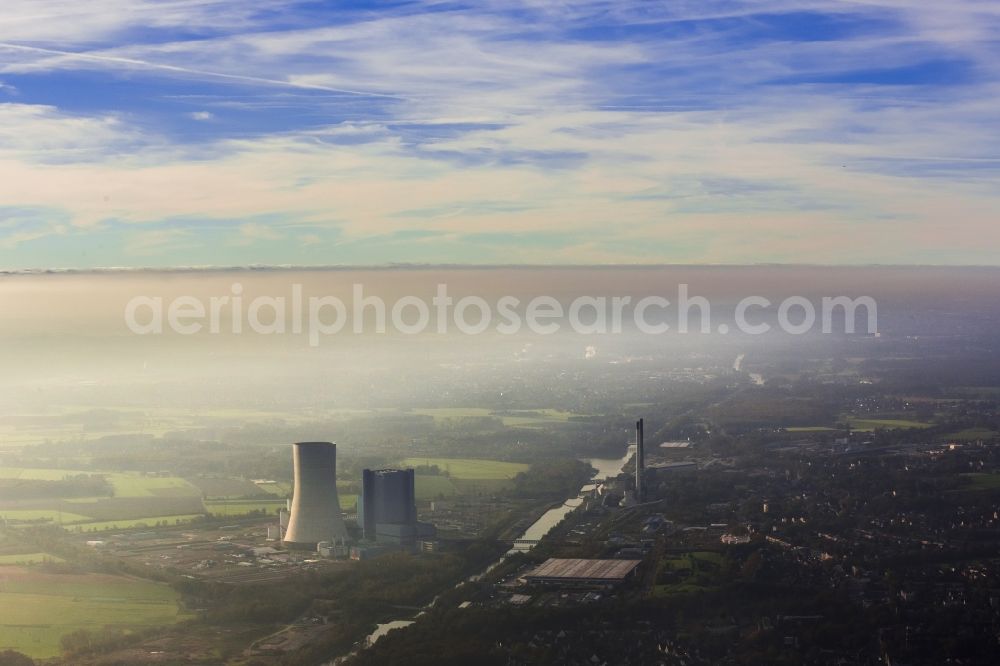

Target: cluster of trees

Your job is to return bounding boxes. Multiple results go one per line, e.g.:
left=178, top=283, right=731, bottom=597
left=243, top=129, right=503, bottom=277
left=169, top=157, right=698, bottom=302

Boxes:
left=512, top=459, right=593, bottom=499
left=60, top=627, right=129, bottom=658
left=0, top=650, right=34, bottom=666
left=168, top=538, right=506, bottom=664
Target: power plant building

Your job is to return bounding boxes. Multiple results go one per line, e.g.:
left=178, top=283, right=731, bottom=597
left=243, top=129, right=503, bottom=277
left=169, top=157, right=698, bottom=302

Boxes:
left=283, top=442, right=348, bottom=548
left=360, top=468, right=416, bottom=538
left=359, top=468, right=434, bottom=546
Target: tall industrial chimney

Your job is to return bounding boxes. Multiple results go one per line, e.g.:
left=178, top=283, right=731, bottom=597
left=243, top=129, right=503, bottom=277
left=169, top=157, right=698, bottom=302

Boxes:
left=284, top=442, right=347, bottom=548
left=635, top=418, right=645, bottom=502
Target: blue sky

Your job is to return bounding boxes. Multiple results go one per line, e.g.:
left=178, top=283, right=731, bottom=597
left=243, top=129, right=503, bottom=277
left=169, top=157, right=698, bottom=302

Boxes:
left=1, top=0, right=999, bottom=268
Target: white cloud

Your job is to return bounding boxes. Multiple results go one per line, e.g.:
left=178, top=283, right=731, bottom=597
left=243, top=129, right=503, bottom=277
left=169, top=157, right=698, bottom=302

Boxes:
left=0, top=1, right=295, bottom=44
left=0, top=224, right=65, bottom=249
left=0, top=104, right=142, bottom=161
left=237, top=222, right=284, bottom=244
left=0, top=1, right=998, bottom=264
left=1, top=95, right=996, bottom=265
left=125, top=228, right=193, bottom=255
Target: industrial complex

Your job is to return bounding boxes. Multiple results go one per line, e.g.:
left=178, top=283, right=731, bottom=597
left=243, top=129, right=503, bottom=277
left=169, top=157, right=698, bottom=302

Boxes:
left=277, top=442, right=437, bottom=559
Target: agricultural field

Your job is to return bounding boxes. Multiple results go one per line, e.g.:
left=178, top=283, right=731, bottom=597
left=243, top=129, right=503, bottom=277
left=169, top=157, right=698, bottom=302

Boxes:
left=0, top=405, right=322, bottom=449
left=2, top=497, right=205, bottom=525
left=0, top=468, right=205, bottom=530
left=255, top=480, right=292, bottom=497
left=0, top=465, right=366, bottom=531
left=404, top=458, right=529, bottom=499
left=187, top=476, right=268, bottom=499
left=652, top=551, right=725, bottom=598
left=0, top=468, right=76, bottom=482
left=0, top=467, right=199, bottom=498
left=946, top=428, right=999, bottom=442
left=0, top=552, right=64, bottom=565
left=104, top=473, right=201, bottom=498
left=66, top=514, right=206, bottom=532
left=415, top=475, right=458, bottom=500
left=0, top=566, right=190, bottom=659
left=408, top=407, right=583, bottom=427
left=785, top=417, right=934, bottom=433
left=657, top=551, right=724, bottom=571
left=0, top=460, right=402, bottom=532
left=203, top=493, right=356, bottom=517
left=496, top=409, right=583, bottom=427
left=0, top=509, right=92, bottom=523
left=204, top=499, right=288, bottom=516
left=409, top=407, right=497, bottom=420
left=847, top=417, right=933, bottom=431
left=959, top=473, right=1000, bottom=492
left=401, top=458, right=529, bottom=480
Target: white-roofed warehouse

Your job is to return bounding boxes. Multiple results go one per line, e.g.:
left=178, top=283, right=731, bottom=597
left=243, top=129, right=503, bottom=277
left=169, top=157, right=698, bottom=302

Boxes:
left=522, top=558, right=641, bottom=587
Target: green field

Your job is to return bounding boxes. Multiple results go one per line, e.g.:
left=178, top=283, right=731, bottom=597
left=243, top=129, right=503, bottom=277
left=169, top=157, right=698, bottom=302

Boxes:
left=652, top=551, right=724, bottom=598
left=651, top=580, right=715, bottom=597
left=401, top=458, right=529, bottom=480
left=658, top=551, right=724, bottom=571
left=847, top=417, right=933, bottom=431
left=202, top=494, right=356, bottom=515
left=785, top=426, right=837, bottom=432
left=204, top=499, right=288, bottom=516
left=415, top=475, right=458, bottom=499
left=255, top=480, right=292, bottom=497
left=496, top=409, right=582, bottom=427
left=783, top=417, right=935, bottom=433
left=185, top=476, right=263, bottom=499
left=0, top=468, right=204, bottom=531
left=0, top=510, right=93, bottom=523
left=104, top=473, right=200, bottom=498
left=960, top=473, right=1000, bottom=491
left=66, top=514, right=206, bottom=532
left=408, top=408, right=582, bottom=428
left=0, top=567, right=190, bottom=659
left=0, top=405, right=323, bottom=449
left=0, top=468, right=75, bottom=482
left=0, top=463, right=361, bottom=532
left=403, top=458, right=528, bottom=498
left=0, top=467, right=199, bottom=498
left=409, top=407, right=497, bottom=419
left=946, top=428, right=999, bottom=442
left=0, top=552, right=64, bottom=565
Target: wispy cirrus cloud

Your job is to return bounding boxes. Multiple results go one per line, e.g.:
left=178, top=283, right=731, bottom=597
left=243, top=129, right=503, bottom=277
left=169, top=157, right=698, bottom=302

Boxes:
left=0, top=1, right=998, bottom=268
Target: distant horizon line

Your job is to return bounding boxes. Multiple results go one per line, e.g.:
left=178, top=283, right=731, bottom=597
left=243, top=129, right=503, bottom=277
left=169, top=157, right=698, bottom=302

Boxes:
left=4, top=262, right=1000, bottom=276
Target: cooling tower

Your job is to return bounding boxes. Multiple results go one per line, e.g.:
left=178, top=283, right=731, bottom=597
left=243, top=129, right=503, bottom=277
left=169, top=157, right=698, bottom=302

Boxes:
left=284, top=442, right=348, bottom=548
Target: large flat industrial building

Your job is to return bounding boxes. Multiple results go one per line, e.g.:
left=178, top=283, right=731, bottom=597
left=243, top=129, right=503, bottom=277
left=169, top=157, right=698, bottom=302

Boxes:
left=523, top=558, right=641, bottom=586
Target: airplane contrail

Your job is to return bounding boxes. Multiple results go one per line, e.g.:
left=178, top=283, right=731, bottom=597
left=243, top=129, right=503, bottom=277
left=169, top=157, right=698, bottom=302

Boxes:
left=0, top=41, right=403, bottom=99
